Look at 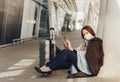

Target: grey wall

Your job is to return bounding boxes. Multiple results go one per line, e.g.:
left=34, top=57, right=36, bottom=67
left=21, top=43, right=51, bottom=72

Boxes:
left=97, top=0, right=120, bottom=77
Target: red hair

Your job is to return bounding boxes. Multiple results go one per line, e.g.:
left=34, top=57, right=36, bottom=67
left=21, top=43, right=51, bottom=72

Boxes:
left=81, top=25, right=95, bottom=39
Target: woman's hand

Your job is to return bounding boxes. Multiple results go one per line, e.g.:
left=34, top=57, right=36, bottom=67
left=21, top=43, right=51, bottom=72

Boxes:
left=63, top=39, right=73, bottom=51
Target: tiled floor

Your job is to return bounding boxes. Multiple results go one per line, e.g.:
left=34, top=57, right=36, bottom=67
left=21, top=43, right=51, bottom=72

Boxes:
left=0, top=31, right=120, bottom=82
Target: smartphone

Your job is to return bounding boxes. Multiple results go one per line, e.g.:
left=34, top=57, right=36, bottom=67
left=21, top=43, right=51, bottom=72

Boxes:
left=63, top=36, right=67, bottom=41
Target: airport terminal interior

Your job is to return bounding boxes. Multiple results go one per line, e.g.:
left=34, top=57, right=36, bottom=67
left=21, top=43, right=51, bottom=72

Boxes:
left=0, top=0, right=120, bottom=82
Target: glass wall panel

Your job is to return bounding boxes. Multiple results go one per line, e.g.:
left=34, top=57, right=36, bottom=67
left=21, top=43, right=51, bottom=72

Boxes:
left=43, top=0, right=48, bottom=3
left=0, top=0, right=24, bottom=45
left=39, top=0, right=50, bottom=37
left=0, top=0, right=5, bottom=45
left=3, top=0, right=24, bottom=44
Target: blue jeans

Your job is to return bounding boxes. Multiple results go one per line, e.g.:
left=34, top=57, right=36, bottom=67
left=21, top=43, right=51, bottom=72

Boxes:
left=46, top=49, right=77, bottom=70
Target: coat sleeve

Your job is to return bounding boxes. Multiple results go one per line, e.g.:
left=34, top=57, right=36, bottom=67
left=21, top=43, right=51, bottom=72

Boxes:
left=98, top=41, right=104, bottom=66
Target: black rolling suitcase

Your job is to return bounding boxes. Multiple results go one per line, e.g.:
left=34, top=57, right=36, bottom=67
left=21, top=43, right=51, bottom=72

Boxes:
left=39, top=28, right=61, bottom=67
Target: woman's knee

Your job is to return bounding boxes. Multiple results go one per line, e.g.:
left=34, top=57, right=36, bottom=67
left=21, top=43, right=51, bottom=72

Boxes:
left=63, top=49, right=71, bottom=52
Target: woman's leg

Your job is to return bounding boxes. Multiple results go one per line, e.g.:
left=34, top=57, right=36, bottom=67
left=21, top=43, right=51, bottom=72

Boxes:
left=45, top=49, right=66, bottom=65
left=46, top=49, right=77, bottom=70
left=39, top=49, right=68, bottom=72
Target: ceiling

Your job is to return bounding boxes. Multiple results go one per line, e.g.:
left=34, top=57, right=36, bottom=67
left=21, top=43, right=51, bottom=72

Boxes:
left=75, top=0, right=90, bottom=12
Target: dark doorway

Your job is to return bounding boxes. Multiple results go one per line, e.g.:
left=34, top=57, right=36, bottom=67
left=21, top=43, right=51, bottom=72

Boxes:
left=62, top=14, right=72, bottom=32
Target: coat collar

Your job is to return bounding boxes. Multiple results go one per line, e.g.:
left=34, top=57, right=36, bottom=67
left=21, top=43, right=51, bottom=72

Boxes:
left=89, top=37, right=102, bottom=43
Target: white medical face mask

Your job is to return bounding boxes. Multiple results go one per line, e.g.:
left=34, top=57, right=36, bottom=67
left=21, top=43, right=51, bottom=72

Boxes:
left=84, top=33, right=93, bottom=40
